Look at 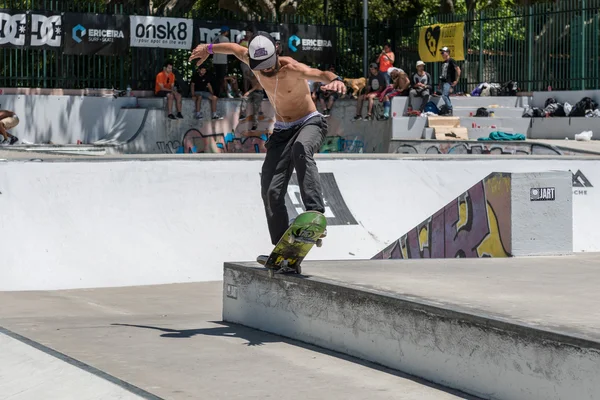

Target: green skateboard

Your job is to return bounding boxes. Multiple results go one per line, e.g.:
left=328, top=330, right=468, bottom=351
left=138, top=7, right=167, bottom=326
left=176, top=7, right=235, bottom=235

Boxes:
left=257, top=211, right=327, bottom=277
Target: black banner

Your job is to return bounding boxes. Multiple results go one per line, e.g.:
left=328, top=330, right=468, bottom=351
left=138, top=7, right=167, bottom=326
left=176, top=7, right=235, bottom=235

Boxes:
left=63, top=13, right=129, bottom=55
left=194, top=20, right=336, bottom=68
left=29, top=11, right=62, bottom=49
left=0, top=10, right=28, bottom=48
left=0, top=10, right=62, bottom=49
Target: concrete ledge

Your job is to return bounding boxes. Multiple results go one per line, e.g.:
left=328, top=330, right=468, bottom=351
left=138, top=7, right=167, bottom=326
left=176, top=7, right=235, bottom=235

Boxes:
left=223, top=261, right=600, bottom=400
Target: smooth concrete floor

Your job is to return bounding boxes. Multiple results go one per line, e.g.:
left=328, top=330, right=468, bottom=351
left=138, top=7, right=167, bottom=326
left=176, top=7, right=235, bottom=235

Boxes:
left=0, top=281, right=478, bottom=400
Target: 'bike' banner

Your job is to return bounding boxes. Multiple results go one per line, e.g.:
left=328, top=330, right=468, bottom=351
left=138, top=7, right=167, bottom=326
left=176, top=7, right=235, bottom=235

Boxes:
left=194, top=21, right=336, bottom=68
left=130, top=16, right=193, bottom=49
left=63, top=13, right=129, bottom=56
left=418, top=22, right=465, bottom=62
left=0, top=10, right=27, bottom=47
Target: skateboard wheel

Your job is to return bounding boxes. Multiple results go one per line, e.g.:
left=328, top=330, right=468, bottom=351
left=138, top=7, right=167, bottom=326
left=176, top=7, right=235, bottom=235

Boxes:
left=316, top=239, right=323, bottom=247
left=296, top=265, right=302, bottom=274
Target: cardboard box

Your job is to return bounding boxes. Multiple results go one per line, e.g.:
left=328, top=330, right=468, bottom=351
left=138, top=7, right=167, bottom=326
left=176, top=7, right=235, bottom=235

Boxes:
left=427, top=116, right=461, bottom=128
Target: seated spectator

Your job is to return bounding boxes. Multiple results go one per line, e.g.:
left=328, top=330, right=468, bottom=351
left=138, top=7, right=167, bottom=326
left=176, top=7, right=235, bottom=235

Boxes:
left=353, top=63, right=387, bottom=121
left=315, top=65, right=339, bottom=116
left=377, top=69, right=411, bottom=119
left=239, top=73, right=264, bottom=130
left=155, top=60, right=183, bottom=120
left=407, top=61, right=432, bottom=113
left=190, top=66, right=222, bottom=120
left=0, top=109, right=19, bottom=145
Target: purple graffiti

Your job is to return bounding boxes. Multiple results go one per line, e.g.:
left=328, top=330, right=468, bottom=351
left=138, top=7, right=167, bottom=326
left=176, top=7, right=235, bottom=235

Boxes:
left=373, top=181, right=495, bottom=259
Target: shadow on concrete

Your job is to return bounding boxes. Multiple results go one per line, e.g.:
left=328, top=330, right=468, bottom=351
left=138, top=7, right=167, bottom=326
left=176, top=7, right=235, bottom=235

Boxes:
left=112, top=321, right=483, bottom=400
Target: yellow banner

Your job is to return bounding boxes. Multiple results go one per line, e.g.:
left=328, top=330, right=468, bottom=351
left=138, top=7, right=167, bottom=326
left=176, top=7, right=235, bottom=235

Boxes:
left=418, top=22, right=465, bottom=62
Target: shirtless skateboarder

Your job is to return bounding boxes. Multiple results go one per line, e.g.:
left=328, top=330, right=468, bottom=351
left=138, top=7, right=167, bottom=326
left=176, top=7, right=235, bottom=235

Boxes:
left=189, top=32, right=346, bottom=259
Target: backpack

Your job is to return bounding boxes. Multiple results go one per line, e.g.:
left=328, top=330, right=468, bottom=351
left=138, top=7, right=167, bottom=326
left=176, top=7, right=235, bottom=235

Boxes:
left=423, top=101, right=440, bottom=114
left=475, top=107, right=489, bottom=117
left=570, top=97, right=598, bottom=117
left=438, top=104, right=452, bottom=116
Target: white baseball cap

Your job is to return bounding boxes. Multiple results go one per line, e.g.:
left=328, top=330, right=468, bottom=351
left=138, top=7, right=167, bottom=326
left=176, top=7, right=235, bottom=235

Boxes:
left=416, top=60, right=426, bottom=67
left=248, top=32, right=277, bottom=70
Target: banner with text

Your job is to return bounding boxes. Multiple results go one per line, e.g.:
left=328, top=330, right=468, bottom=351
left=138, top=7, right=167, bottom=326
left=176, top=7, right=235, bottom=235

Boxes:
left=130, top=16, right=193, bottom=49
left=63, top=13, right=129, bottom=55
left=418, top=22, right=465, bottom=62
left=194, top=21, right=336, bottom=67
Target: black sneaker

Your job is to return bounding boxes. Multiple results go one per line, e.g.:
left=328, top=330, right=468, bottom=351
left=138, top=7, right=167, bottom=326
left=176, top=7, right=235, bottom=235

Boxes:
left=352, top=115, right=362, bottom=121
left=9, top=136, right=18, bottom=145
left=176, top=112, right=184, bottom=119
left=168, top=114, right=176, bottom=120
left=251, top=123, right=258, bottom=130
left=239, top=113, right=247, bottom=120
left=364, top=114, right=373, bottom=121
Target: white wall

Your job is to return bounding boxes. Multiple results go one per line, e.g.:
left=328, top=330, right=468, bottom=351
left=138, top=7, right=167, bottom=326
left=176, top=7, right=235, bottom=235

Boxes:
left=0, top=95, right=137, bottom=144
left=1, top=156, right=597, bottom=290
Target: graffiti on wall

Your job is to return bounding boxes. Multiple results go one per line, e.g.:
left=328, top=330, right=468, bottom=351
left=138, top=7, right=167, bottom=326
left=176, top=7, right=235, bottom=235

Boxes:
left=390, top=141, right=575, bottom=156
left=372, top=173, right=512, bottom=259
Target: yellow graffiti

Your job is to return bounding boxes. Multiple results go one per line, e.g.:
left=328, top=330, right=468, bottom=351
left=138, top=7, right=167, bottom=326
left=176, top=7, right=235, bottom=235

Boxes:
left=456, top=193, right=468, bottom=231
left=476, top=202, right=509, bottom=257
left=419, top=226, right=429, bottom=251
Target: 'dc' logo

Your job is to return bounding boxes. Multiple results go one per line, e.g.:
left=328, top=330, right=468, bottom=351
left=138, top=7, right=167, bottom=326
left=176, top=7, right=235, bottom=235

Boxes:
left=288, top=35, right=300, bottom=52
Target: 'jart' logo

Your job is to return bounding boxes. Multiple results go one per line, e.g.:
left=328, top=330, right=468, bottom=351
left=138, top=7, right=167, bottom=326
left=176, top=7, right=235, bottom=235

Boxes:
left=288, top=35, right=300, bottom=52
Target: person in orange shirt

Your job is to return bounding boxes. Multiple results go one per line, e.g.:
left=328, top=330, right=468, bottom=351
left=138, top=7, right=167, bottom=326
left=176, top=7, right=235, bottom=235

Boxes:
left=377, top=43, right=395, bottom=85
left=155, top=60, right=183, bottom=120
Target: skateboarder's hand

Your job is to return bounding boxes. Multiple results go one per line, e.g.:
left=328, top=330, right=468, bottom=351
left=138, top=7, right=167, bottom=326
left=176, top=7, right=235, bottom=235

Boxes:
left=321, top=79, right=346, bottom=95
left=189, top=44, right=209, bottom=66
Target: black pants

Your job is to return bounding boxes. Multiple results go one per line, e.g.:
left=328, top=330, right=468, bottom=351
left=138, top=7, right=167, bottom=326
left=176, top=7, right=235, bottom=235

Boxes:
left=261, top=114, right=327, bottom=245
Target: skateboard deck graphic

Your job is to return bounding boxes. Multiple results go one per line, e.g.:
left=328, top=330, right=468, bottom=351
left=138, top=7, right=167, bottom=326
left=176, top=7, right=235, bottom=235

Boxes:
left=258, top=211, right=327, bottom=277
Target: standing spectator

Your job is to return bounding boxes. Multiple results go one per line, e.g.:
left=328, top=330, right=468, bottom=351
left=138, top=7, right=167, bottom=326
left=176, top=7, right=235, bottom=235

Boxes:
left=155, top=60, right=183, bottom=120
left=190, top=66, right=222, bottom=120
left=377, top=43, right=395, bottom=85
left=439, top=47, right=461, bottom=115
left=238, top=28, right=254, bottom=92
left=408, top=61, right=433, bottom=113
left=353, top=63, right=387, bottom=121
left=239, top=73, right=264, bottom=130
left=212, top=26, right=230, bottom=97
left=0, top=110, right=19, bottom=144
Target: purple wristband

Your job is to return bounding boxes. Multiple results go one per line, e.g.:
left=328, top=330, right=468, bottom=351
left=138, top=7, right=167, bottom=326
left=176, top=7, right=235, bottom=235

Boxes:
left=207, top=43, right=213, bottom=54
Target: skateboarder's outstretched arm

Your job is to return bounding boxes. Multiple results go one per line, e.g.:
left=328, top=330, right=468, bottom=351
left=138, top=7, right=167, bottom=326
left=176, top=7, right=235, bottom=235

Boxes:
left=189, top=43, right=249, bottom=67
left=285, top=63, right=346, bottom=95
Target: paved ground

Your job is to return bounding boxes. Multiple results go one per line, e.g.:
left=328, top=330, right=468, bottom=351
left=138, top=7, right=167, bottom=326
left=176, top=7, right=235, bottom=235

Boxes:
left=0, top=282, right=478, bottom=400
left=290, top=253, right=600, bottom=342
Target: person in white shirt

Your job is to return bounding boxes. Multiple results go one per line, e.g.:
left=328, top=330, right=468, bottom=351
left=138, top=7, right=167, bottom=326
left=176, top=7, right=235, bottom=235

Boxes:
left=212, top=26, right=230, bottom=97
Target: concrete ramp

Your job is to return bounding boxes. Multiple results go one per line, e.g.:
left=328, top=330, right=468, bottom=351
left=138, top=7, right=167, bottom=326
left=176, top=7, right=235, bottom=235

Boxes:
left=223, top=255, right=600, bottom=400
left=93, top=108, right=148, bottom=146
left=372, top=171, right=573, bottom=259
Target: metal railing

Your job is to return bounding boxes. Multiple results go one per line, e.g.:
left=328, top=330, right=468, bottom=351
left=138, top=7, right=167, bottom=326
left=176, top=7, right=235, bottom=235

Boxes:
left=1, top=0, right=599, bottom=93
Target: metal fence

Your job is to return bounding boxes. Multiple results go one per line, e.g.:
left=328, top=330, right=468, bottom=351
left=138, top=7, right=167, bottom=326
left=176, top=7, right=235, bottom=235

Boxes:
left=1, top=0, right=599, bottom=93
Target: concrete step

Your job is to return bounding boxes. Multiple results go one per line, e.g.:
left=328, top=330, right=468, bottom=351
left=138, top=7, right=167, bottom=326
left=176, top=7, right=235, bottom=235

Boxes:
left=391, top=96, right=531, bottom=116
left=450, top=107, right=525, bottom=118
left=454, top=116, right=531, bottom=135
